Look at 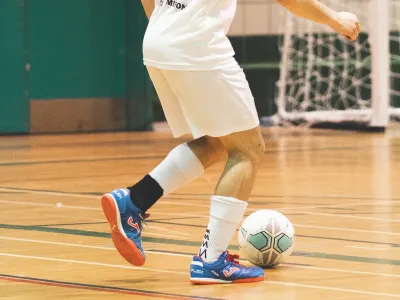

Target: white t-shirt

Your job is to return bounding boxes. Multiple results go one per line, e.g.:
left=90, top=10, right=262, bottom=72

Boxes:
left=143, top=0, right=237, bottom=71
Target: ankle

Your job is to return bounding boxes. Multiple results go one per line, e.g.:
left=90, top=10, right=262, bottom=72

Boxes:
left=128, top=175, right=163, bottom=213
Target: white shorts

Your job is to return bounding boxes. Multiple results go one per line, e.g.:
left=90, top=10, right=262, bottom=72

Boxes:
left=147, top=64, right=259, bottom=139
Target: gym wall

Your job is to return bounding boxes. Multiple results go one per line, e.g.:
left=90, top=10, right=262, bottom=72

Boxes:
left=0, top=0, right=152, bottom=134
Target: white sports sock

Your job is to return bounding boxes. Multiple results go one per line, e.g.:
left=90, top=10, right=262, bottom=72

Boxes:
left=199, top=196, right=248, bottom=263
left=149, top=143, right=204, bottom=195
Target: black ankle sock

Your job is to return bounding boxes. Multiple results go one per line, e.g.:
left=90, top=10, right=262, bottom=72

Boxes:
left=128, top=175, right=163, bottom=213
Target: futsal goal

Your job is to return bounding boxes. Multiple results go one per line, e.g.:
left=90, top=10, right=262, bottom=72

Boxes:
left=268, top=0, right=400, bottom=130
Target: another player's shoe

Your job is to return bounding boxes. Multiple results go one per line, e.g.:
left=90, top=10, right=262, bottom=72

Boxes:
left=101, top=188, right=147, bottom=266
left=190, top=251, right=264, bottom=284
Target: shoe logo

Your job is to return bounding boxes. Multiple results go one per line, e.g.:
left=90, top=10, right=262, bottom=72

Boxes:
left=127, top=217, right=140, bottom=233
left=115, top=189, right=128, bottom=199
left=223, top=267, right=239, bottom=277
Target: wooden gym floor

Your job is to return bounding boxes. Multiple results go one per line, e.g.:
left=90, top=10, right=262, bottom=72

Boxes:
left=1, top=125, right=399, bottom=299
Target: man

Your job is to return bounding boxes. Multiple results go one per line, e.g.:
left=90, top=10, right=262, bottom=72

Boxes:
left=101, top=0, right=360, bottom=284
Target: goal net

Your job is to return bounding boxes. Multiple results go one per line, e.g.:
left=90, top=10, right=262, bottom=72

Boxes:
left=271, top=0, right=400, bottom=129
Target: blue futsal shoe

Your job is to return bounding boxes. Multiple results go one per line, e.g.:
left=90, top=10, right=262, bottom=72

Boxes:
left=101, top=188, right=147, bottom=266
left=190, top=251, right=264, bottom=284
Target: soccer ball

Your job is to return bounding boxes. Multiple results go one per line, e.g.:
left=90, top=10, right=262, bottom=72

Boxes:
left=238, top=209, right=295, bottom=267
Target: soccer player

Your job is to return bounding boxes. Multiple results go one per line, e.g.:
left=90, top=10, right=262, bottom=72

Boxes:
left=101, top=0, right=360, bottom=284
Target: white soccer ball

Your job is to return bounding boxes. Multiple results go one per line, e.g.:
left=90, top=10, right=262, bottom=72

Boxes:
left=238, top=209, right=295, bottom=267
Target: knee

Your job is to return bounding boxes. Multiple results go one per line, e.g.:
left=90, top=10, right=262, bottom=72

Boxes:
left=255, top=138, right=266, bottom=163
left=229, top=137, right=265, bottom=166
left=248, top=138, right=265, bottom=165
left=200, top=136, right=226, bottom=156
left=188, top=136, right=226, bottom=168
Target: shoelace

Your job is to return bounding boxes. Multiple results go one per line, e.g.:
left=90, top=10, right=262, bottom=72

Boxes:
left=139, top=213, right=151, bottom=230
left=226, top=252, right=240, bottom=265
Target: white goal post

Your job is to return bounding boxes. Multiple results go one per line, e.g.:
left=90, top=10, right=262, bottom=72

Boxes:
left=271, top=0, right=400, bottom=130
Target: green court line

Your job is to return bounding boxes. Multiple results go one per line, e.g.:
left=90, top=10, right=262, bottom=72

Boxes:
left=0, top=223, right=201, bottom=247
left=29, top=220, right=400, bottom=248
left=2, top=223, right=400, bottom=266
left=37, top=217, right=201, bottom=227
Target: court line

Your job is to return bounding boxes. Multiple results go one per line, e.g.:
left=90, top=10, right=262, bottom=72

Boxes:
left=148, top=220, right=205, bottom=228
left=1, top=253, right=398, bottom=298
left=160, top=203, right=400, bottom=225
left=0, top=187, right=101, bottom=198
left=3, top=185, right=400, bottom=202
left=175, top=192, right=400, bottom=201
left=0, top=274, right=221, bottom=300
left=144, top=218, right=400, bottom=248
left=298, top=234, right=399, bottom=248
left=0, top=224, right=203, bottom=248
left=0, top=187, right=382, bottom=206
left=160, top=200, right=400, bottom=221
left=142, top=232, right=186, bottom=239
left=264, top=281, right=400, bottom=298
left=0, top=200, right=100, bottom=210
left=148, top=249, right=311, bottom=267
left=346, top=245, right=391, bottom=251
left=0, top=136, right=187, bottom=150
left=0, top=236, right=115, bottom=250
left=277, top=210, right=400, bottom=223
left=0, top=253, right=187, bottom=275
left=2, top=199, right=400, bottom=236
left=0, top=200, right=208, bottom=218
left=2, top=144, right=385, bottom=163
left=0, top=155, right=164, bottom=166
left=276, top=200, right=399, bottom=211
left=161, top=201, right=209, bottom=208
left=150, top=225, right=190, bottom=237
left=294, top=224, right=400, bottom=236
left=37, top=216, right=201, bottom=227
left=1, top=187, right=399, bottom=223
left=30, top=213, right=105, bottom=223
left=2, top=236, right=399, bottom=279
left=39, top=221, right=107, bottom=227
left=2, top=225, right=400, bottom=266
left=43, top=219, right=398, bottom=248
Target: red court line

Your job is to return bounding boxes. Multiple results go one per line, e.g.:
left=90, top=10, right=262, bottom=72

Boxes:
left=0, top=274, right=222, bottom=300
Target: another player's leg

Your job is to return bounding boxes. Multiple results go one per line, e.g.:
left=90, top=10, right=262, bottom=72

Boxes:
left=101, top=135, right=225, bottom=266
left=190, top=126, right=266, bottom=284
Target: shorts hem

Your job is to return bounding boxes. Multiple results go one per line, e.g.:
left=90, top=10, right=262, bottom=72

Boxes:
left=170, top=121, right=260, bottom=139
left=143, top=59, right=237, bottom=71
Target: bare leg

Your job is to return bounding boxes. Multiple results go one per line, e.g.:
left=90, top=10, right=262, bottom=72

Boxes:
left=187, top=136, right=226, bottom=169
left=215, top=126, right=265, bottom=200
left=197, top=126, right=266, bottom=264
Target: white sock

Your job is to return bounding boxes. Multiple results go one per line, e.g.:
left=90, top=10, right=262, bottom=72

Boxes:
left=149, top=143, right=204, bottom=195
left=199, top=196, right=248, bottom=263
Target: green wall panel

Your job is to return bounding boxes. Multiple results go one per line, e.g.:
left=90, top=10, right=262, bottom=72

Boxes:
left=0, top=0, right=29, bottom=133
left=28, top=0, right=126, bottom=99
